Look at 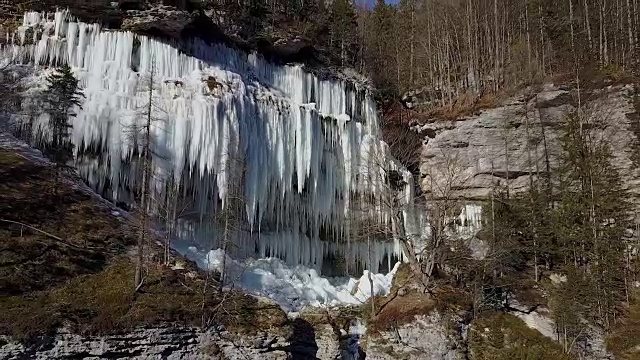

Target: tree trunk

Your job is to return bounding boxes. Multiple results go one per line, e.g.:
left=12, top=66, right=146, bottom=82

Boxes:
left=570, top=0, right=582, bottom=109
left=524, top=110, right=538, bottom=282
left=219, top=201, right=229, bottom=292
left=409, top=0, right=415, bottom=86
left=134, top=61, right=154, bottom=292
left=526, top=4, right=532, bottom=80
left=627, top=0, right=635, bottom=63
left=539, top=4, right=546, bottom=76
left=584, top=0, right=593, bottom=51
left=494, top=0, right=499, bottom=93
left=368, top=234, right=375, bottom=315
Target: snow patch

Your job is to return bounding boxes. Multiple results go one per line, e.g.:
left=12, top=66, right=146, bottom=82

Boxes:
left=177, top=244, right=399, bottom=313
left=549, top=273, right=568, bottom=284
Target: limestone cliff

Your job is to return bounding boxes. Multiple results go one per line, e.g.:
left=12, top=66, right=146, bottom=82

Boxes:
left=419, top=84, right=639, bottom=207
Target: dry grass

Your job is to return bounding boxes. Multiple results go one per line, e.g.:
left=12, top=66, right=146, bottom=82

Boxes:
left=366, top=291, right=436, bottom=333
left=429, top=92, right=501, bottom=121
left=389, top=263, right=413, bottom=294
left=0, top=149, right=135, bottom=296
left=0, top=148, right=289, bottom=341
left=0, top=258, right=289, bottom=340
left=359, top=264, right=437, bottom=333
left=469, top=312, right=573, bottom=360
left=384, top=91, right=503, bottom=129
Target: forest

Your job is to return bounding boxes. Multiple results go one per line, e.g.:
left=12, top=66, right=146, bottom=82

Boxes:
left=204, top=0, right=639, bottom=109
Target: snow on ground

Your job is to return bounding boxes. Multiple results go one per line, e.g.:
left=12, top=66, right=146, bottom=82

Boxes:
left=175, top=242, right=400, bottom=313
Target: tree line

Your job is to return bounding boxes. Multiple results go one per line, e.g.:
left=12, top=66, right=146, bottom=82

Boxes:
left=360, top=0, right=640, bottom=106
left=206, top=0, right=640, bottom=108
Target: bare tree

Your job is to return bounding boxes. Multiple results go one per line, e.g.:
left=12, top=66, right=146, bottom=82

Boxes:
left=134, top=62, right=154, bottom=292
left=120, top=58, right=166, bottom=292
left=420, top=149, right=473, bottom=280
left=357, top=128, right=471, bottom=292
left=154, top=176, right=191, bottom=266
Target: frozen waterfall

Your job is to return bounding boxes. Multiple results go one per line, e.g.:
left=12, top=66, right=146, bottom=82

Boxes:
left=1, top=10, right=414, bottom=274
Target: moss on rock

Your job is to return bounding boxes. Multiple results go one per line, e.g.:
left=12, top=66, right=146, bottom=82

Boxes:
left=468, top=312, right=572, bottom=360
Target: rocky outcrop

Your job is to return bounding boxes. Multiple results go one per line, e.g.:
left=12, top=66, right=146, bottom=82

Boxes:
left=121, top=5, right=198, bottom=39
left=0, top=326, right=291, bottom=360
left=419, top=84, right=639, bottom=206
left=363, top=312, right=466, bottom=360
left=0, top=316, right=468, bottom=360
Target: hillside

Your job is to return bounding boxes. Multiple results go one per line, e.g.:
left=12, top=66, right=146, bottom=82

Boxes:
left=0, top=134, right=294, bottom=358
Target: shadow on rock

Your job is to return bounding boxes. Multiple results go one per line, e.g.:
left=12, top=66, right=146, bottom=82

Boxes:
left=287, top=318, right=318, bottom=359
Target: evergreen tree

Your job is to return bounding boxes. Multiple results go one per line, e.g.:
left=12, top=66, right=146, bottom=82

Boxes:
left=328, top=0, right=359, bottom=67
left=483, top=187, right=529, bottom=279
left=368, top=0, right=397, bottom=101
left=42, top=64, right=84, bottom=193
left=553, top=110, right=630, bottom=328
left=478, top=107, right=631, bottom=334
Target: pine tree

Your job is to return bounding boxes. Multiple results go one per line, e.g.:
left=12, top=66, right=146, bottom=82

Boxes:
left=553, top=109, right=630, bottom=329
left=329, top=0, right=358, bottom=67
left=42, top=64, right=84, bottom=194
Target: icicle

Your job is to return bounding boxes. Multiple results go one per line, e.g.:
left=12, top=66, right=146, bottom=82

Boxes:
left=2, top=10, right=426, bottom=274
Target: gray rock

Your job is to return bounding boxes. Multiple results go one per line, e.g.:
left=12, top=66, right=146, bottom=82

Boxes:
left=419, top=85, right=640, bottom=209
left=0, top=327, right=290, bottom=360
left=121, top=5, right=195, bottom=38
left=364, top=312, right=466, bottom=360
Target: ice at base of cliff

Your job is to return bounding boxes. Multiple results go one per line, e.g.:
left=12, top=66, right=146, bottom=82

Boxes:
left=178, top=244, right=399, bottom=313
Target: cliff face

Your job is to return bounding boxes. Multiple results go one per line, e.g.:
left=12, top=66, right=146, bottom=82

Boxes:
left=418, top=84, right=639, bottom=206
left=0, top=326, right=291, bottom=359
left=0, top=0, right=345, bottom=73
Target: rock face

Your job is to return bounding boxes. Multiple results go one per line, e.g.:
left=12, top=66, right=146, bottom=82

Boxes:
left=419, top=84, right=639, bottom=206
left=0, top=326, right=292, bottom=360
left=121, top=5, right=198, bottom=38
left=0, top=319, right=463, bottom=360
left=364, top=313, right=466, bottom=360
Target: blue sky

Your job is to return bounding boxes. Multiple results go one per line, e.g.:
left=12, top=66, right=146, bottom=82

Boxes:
left=360, top=0, right=399, bottom=8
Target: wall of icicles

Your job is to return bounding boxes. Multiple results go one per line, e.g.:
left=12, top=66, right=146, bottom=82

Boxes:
left=1, top=10, right=430, bottom=274
left=0, top=11, right=488, bottom=275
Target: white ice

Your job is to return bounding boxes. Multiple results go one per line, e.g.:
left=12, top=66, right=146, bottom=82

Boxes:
left=0, top=10, right=411, bottom=271
left=178, top=244, right=399, bottom=313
